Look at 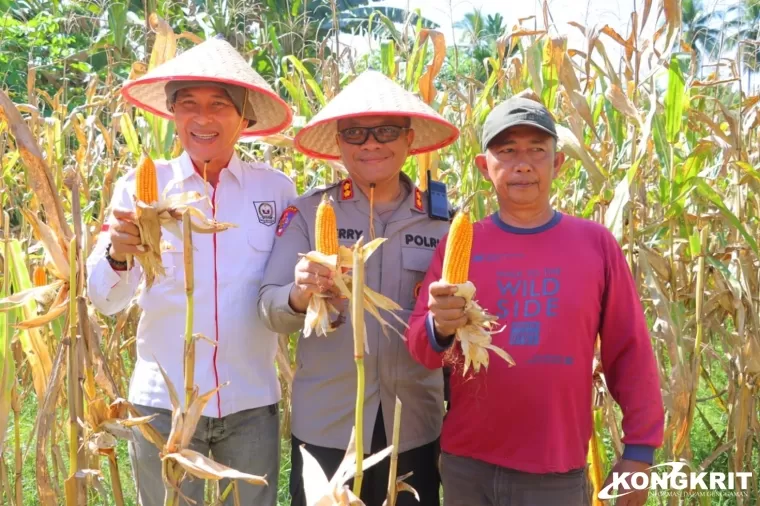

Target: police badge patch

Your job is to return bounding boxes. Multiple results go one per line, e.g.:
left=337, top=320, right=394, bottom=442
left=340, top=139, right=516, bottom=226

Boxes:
left=254, top=201, right=276, bottom=226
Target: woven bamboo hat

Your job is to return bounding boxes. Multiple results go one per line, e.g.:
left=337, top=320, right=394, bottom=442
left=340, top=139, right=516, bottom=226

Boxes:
left=294, top=70, right=459, bottom=160
left=121, top=37, right=292, bottom=136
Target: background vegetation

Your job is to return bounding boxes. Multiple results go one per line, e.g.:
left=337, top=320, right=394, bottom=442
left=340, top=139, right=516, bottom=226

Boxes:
left=1, top=0, right=759, bottom=504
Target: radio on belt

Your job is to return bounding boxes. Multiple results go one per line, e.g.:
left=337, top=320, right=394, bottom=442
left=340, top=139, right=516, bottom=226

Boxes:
left=426, top=170, right=450, bottom=221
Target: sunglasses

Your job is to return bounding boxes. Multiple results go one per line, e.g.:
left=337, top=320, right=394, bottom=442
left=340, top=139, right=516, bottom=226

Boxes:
left=338, top=125, right=410, bottom=145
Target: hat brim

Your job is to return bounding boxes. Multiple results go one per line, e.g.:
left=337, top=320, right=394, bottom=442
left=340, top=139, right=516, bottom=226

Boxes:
left=122, top=75, right=293, bottom=137
left=294, top=110, right=459, bottom=160
left=482, top=120, right=558, bottom=151
left=292, top=71, right=460, bottom=160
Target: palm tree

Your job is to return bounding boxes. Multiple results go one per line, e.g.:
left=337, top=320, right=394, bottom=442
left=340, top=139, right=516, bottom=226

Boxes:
left=735, top=0, right=760, bottom=87
left=454, top=9, right=506, bottom=46
left=450, top=9, right=515, bottom=83
left=681, top=0, right=722, bottom=61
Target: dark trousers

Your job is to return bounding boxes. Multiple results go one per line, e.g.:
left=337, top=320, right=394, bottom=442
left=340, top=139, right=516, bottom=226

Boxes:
left=289, top=406, right=441, bottom=506
left=440, top=452, right=590, bottom=506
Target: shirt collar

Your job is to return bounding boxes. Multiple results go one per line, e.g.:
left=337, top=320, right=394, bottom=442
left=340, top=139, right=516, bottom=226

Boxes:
left=174, top=151, right=243, bottom=185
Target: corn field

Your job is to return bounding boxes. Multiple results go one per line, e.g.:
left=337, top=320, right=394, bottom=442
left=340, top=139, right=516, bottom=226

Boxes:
left=0, top=0, right=759, bottom=504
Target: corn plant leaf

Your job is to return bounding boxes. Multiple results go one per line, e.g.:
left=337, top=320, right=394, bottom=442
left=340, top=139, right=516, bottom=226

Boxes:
left=665, top=54, right=688, bottom=143
left=0, top=90, right=71, bottom=241
left=418, top=30, right=446, bottom=105
left=180, top=383, right=226, bottom=450
left=7, top=240, right=54, bottom=401
left=300, top=444, right=332, bottom=505
left=695, top=181, right=759, bottom=257
left=15, top=300, right=67, bottom=330
left=165, top=448, right=268, bottom=485
left=0, top=241, right=14, bottom=454
left=604, top=176, right=630, bottom=242
left=555, top=125, right=606, bottom=190
left=381, top=40, right=396, bottom=79
left=0, top=281, right=63, bottom=311
left=605, top=84, right=642, bottom=126
left=541, top=36, right=566, bottom=111
left=282, top=55, right=326, bottom=107
left=21, top=208, right=70, bottom=280
left=119, top=113, right=140, bottom=158
left=147, top=13, right=178, bottom=71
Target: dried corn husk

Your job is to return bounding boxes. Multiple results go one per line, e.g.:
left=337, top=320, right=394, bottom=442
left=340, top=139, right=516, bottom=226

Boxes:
left=149, top=362, right=268, bottom=495
left=300, top=427, right=394, bottom=506
left=129, top=191, right=235, bottom=288
left=449, top=281, right=515, bottom=375
left=302, top=238, right=408, bottom=341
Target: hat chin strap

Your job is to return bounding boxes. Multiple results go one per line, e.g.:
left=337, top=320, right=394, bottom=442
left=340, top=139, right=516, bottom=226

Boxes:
left=368, top=183, right=376, bottom=241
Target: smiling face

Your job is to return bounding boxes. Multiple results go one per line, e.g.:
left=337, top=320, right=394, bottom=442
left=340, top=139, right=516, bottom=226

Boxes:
left=475, top=124, right=565, bottom=214
left=172, top=86, right=247, bottom=164
left=335, top=115, right=415, bottom=188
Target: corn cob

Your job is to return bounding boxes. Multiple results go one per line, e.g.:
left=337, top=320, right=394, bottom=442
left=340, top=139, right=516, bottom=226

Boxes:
left=439, top=211, right=514, bottom=375
left=32, top=265, right=46, bottom=287
left=315, top=195, right=339, bottom=255
left=135, top=155, right=158, bottom=205
left=442, top=212, right=472, bottom=284
left=124, top=154, right=233, bottom=290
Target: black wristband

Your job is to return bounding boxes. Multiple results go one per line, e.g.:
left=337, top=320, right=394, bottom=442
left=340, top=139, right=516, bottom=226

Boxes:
left=105, top=243, right=128, bottom=271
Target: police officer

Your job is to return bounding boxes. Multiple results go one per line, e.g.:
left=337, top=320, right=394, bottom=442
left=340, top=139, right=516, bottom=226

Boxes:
left=257, top=70, right=460, bottom=506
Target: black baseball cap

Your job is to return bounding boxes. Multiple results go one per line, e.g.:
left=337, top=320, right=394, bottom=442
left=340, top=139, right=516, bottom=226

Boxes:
left=480, top=97, right=558, bottom=151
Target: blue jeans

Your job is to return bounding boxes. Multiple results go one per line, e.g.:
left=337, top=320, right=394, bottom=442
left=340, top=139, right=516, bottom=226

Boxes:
left=128, top=403, right=280, bottom=506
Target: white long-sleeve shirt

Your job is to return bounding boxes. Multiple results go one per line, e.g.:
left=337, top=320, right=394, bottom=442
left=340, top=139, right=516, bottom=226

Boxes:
left=86, top=151, right=297, bottom=418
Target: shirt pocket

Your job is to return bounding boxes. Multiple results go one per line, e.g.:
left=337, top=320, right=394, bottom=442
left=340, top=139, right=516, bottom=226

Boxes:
left=245, top=225, right=275, bottom=282
left=139, top=232, right=186, bottom=297
left=400, top=247, right=433, bottom=310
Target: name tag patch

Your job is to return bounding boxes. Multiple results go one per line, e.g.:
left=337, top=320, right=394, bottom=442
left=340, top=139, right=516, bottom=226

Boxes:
left=404, top=234, right=439, bottom=249
left=338, top=228, right=363, bottom=241
left=254, top=201, right=277, bottom=226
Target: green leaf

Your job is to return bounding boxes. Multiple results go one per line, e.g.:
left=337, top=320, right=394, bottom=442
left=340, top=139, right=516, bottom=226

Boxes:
left=696, top=180, right=759, bottom=257
left=282, top=55, right=326, bottom=107
left=119, top=113, right=140, bottom=158
left=605, top=175, right=630, bottom=241
left=665, top=53, right=689, bottom=144
left=688, top=226, right=701, bottom=259
left=291, top=0, right=302, bottom=17
left=0, top=236, right=15, bottom=453
left=380, top=39, right=396, bottom=78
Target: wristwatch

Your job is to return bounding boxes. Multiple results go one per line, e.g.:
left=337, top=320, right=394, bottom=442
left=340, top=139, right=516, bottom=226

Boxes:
left=105, top=243, right=129, bottom=271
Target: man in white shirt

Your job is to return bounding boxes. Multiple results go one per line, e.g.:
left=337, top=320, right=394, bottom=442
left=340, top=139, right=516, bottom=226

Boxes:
left=86, top=37, right=296, bottom=506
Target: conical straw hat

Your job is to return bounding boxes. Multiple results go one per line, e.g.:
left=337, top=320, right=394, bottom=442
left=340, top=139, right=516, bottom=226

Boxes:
left=121, top=37, right=292, bottom=136
left=294, top=70, right=459, bottom=160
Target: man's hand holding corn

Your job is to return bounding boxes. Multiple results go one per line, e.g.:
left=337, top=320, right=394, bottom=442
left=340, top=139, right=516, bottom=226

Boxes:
left=289, top=257, right=341, bottom=313
left=428, top=281, right=468, bottom=342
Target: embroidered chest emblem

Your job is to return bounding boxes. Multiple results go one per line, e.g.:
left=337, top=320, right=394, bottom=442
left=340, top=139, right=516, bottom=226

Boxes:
left=254, top=201, right=277, bottom=226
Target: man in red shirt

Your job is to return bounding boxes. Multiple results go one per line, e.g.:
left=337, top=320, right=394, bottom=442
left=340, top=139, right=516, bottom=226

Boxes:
left=405, top=97, right=664, bottom=506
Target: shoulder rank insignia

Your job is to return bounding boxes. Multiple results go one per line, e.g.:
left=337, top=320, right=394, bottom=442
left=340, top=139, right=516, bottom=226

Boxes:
left=276, top=205, right=299, bottom=237
left=414, top=187, right=424, bottom=212
left=341, top=179, right=354, bottom=200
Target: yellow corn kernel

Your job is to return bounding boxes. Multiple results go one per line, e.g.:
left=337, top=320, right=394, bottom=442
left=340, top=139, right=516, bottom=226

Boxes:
left=315, top=195, right=339, bottom=255
left=33, top=265, right=46, bottom=287
left=442, top=212, right=472, bottom=285
left=135, top=155, right=158, bottom=204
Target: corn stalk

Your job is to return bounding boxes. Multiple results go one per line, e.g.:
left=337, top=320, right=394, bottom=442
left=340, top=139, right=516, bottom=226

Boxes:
left=351, top=236, right=366, bottom=497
